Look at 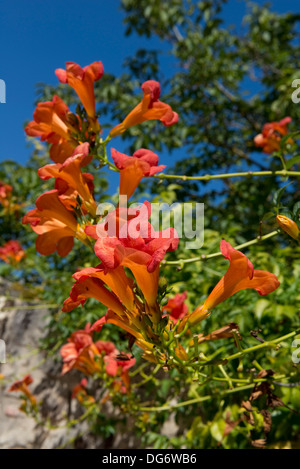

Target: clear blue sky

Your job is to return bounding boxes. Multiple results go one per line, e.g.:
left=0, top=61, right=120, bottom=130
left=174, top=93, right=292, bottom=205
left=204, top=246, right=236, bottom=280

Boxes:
left=0, top=0, right=298, bottom=169
left=0, top=0, right=165, bottom=164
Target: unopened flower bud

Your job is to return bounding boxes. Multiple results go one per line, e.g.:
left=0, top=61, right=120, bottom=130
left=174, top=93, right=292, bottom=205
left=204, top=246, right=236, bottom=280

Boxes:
left=276, top=215, right=299, bottom=240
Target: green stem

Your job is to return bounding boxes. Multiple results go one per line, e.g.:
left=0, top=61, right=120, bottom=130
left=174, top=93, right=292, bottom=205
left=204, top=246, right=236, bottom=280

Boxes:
left=154, top=170, right=300, bottom=182
left=129, top=362, right=148, bottom=378
left=163, top=230, right=280, bottom=266
left=218, top=364, right=233, bottom=388
left=98, top=135, right=118, bottom=172
left=278, top=154, right=287, bottom=172
left=134, top=364, right=161, bottom=388
left=224, top=329, right=300, bottom=362
left=138, top=384, right=256, bottom=412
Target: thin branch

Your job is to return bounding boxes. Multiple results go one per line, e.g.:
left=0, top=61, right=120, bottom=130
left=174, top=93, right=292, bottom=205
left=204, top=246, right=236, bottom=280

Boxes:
left=155, top=169, right=300, bottom=183
left=163, top=230, right=280, bottom=266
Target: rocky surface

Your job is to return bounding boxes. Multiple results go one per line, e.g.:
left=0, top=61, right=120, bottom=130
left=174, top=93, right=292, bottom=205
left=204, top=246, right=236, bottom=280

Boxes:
left=0, top=278, right=180, bottom=449
left=0, top=278, right=142, bottom=449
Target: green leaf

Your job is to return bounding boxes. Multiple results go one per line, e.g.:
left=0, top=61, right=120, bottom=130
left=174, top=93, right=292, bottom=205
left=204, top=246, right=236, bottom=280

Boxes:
left=273, top=182, right=294, bottom=207
left=281, top=131, right=300, bottom=148
left=293, top=201, right=300, bottom=217
left=286, top=155, right=300, bottom=169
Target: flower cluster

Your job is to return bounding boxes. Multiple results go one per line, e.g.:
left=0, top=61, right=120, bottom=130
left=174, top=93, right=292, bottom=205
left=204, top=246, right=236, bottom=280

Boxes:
left=254, top=117, right=292, bottom=153
left=61, top=325, right=135, bottom=396
left=22, top=143, right=96, bottom=256
left=0, top=181, right=12, bottom=206
left=26, top=61, right=103, bottom=163
left=0, top=240, right=25, bottom=265
left=0, top=181, right=22, bottom=216
left=23, top=59, right=281, bottom=378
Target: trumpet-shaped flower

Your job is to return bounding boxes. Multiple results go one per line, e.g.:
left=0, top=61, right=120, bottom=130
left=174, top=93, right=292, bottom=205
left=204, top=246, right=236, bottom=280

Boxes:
left=188, top=240, right=280, bottom=326
left=163, top=291, right=188, bottom=324
left=25, top=95, right=78, bottom=163
left=90, top=311, right=157, bottom=363
left=88, top=202, right=178, bottom=323
left=66, top=264, right=136, bottom=313
left=111, top=148, right=166, bottom=200
left=62, top=265, right=154, bottom=350
left=8, top=374, right=37, bottom=407
left=25, top=95, right=79, bottom=164
left=61, top=329, right=103, bottom=376
left=254, top=117, right=292, bottom=153
left=22, top=189, right=88, bottom=257
left=55, top=61, right=103, bottom=123
left=109, top=80, right=178, bottom=137
left=38, top=143, right=97, bottom=217
left=61, top=328, right=135, bottom=392
left=63, top=263, right=159, bottom=361
left=64, top=202, right=178, bottom=358
left=50, top=141, right=77, bottom=164
left=62, top=274, right=127, bottom=318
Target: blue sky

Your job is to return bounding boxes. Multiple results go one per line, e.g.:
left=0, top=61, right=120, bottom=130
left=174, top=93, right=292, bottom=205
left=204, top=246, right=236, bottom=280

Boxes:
left=0, top=0, right=298, bottom=171
left=0, top=0, right=164, bottom=164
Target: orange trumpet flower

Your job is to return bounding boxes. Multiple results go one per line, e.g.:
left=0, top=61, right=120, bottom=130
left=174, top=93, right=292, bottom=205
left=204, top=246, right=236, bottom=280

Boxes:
left=55, top=61, right=103, bottom=128
left=109, top=80, right=178, bottom=137
left=111, top=148, right=166, bottom=200
left=62, top=275, right=127, bottom=318
left=163, top=291, right=188, bottom=324
left=61, top=327, right=135, bottom=389
left=25, top=95, right=78, bottom=163
left=188, top=240, right=280, bottom=326
left=25, top=95, right=73, bottom=143
left=60, top=328, right=102, bottom=376
left=91, top=311, right=157, bottom=363
left=22, top=189, right=89, bottom=256
left=70, top=264, right=136, bottom=312
left=8, top=374, right=37, bottom=407
left=62, top=265, right=150, bottom=343
left=89, top=202, right=178, bottom=323
left=38, top=143, right=97, bottom=217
